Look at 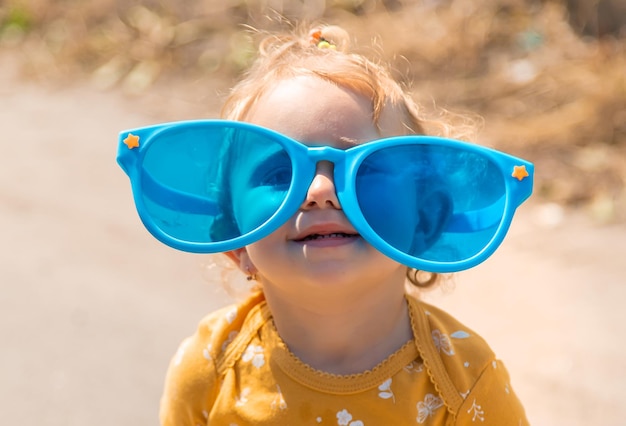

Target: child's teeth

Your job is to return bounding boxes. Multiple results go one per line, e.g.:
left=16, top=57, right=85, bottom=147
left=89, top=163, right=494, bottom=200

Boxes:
left=306, top=233, right=351, bottom=240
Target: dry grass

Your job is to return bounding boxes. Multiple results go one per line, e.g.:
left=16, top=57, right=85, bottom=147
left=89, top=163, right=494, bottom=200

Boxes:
left=2, top=0, right=625, bottom=221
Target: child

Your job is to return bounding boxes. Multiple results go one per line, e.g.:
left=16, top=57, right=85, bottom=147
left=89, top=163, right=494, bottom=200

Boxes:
left=117, top=25, right=532, bottom=425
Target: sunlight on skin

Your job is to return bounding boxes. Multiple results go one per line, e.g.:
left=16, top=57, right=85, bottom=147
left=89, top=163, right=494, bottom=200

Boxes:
left=225, top=76, right=414, bottom=374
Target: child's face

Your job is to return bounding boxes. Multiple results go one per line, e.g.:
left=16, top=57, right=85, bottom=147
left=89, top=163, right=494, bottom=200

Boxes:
left=227, top=76, right=407, bottom=291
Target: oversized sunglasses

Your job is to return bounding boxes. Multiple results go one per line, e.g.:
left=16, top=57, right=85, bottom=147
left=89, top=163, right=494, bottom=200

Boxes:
left=117, top=120, right=533, bottom=272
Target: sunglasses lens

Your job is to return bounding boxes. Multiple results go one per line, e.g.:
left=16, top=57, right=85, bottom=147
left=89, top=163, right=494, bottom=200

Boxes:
left=355, top=145, right=506, bottom=263
left=140, top=124, right=292, bottom=244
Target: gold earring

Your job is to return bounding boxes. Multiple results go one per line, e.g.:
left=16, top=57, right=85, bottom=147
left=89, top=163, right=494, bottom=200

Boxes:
left=246, top=266, right=258, bottom=281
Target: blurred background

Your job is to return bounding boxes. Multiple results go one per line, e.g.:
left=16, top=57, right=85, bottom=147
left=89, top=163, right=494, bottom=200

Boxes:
left=1, top=0, right=624, bottom=425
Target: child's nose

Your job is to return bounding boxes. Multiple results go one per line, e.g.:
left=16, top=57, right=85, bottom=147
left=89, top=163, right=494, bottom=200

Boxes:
left=302, top=161, right=341, bottom=210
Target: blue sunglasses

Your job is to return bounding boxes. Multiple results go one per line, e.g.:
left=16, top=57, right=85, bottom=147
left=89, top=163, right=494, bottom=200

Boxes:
left=117, top=120, right=533, bottom=272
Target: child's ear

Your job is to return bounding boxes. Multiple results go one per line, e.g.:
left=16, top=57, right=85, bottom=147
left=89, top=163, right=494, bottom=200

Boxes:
left=414, top=190, right=453, bottom=252
left=223, top=248, right=257, bottom=275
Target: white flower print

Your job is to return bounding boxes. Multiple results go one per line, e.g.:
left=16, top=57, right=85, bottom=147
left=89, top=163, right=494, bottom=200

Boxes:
left=271, top=384, right=287, bottom=410
left=225, top=307, right=238, bottom=324
left=235, top=387, right=251, bottom=406
left=336, top=409, right=364, bottom=425
left=404, top=361, right=424, bottom=374
left=242, top=344, right=265, bottom=368
left=416, top=393, right=444, bottom=423
left=221, top=330, right=239, bottom=352
left=337, top=409, right=352, bottom=425
left=378, top=378, right=395, bottom=403
left=202, top=343, right=213, bottom=361
left=467, top=399, right=485, bottom=422
left=450, top=330, right=470, bottom=339
left=432, top=330, right=455, bottom=356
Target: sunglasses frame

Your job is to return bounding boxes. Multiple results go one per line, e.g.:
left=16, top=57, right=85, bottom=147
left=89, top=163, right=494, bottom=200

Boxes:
left=118, top=120, right=533, bottom=272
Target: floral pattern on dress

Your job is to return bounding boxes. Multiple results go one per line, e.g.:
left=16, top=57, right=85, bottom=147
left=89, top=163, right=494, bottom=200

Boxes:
left=242, top=344, right=265, bottom=368
left=467, top=399, right=485, bottom=422
left=378, top=378, right=395, bottom=403
left=336, top=409, right=364, bottom=425
left=235, top=387, right=251, bottom=407
left=404, top=361, right=424, bottom=374
left=225, top=307, right=238, bottom=324
left=416, top=393, right=444, bottom=423
left=202, top=343, right=213, bottom=361
left=450, top=330, right=470, bottom=339
left=271, top=384, right=287, bottom=410
left=165, top=297, right=529, bottom=425
left=221, top=330, right=239, bottom=352
left=432, top=330, right=455, bottom=356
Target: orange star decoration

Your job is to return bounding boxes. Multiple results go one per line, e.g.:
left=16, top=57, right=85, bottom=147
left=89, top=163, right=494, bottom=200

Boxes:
left=512, top=165, right=529, bottom=181
left=123, top=133, right=140, bottom=149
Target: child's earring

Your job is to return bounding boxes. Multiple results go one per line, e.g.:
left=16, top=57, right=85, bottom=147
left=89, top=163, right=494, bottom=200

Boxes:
left=246, top=266, right=259, bottom=281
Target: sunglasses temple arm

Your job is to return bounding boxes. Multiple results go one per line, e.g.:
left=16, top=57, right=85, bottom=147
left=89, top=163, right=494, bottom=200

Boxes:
left=141, top=169, right=220, bottom=215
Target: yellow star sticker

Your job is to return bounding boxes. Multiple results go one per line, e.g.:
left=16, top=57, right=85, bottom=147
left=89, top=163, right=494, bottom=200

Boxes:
left=512, top=165, right=529, bottom=181
left=123, top=133, right=140, bottom=149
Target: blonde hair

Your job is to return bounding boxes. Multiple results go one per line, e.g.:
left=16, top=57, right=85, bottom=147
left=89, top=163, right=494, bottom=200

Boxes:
left=220, top=24, right=463, bottom=289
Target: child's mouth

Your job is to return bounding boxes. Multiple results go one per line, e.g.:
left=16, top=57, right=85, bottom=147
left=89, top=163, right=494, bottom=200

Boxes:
left=299, top=232, right=359, bottom=242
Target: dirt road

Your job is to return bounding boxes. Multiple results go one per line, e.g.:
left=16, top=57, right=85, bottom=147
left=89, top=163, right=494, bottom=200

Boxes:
left=1, top=66, right=625, bottom=425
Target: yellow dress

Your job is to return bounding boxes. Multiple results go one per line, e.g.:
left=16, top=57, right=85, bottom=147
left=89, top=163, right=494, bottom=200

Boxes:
left=161, top=292, right=528, bottom=425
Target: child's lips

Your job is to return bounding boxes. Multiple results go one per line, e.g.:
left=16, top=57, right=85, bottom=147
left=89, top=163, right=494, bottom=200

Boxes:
left=294, top=232, right=361, bottom=248
left=292, top=225, right=360, bottom=243
left=297, top=232, right=360, bottom=242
